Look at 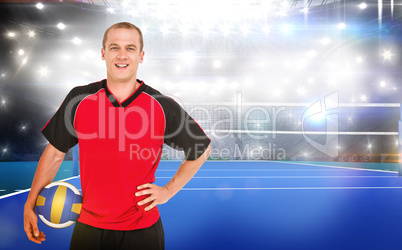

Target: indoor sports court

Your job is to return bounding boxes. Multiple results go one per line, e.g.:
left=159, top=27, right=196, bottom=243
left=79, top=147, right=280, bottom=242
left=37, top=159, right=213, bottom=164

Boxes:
left=1, top=1, right=402, bottom=250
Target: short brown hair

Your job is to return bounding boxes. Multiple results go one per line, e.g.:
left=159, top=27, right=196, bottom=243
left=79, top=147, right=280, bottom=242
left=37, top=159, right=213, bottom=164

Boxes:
left=102, top=22, right=143, bottom=51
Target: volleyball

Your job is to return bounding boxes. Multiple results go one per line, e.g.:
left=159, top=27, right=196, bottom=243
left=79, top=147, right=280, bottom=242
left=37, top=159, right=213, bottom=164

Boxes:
left=36, top=181, right=82, bottom=228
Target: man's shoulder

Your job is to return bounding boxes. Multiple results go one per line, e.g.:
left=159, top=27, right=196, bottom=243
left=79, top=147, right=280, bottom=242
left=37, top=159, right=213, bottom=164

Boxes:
left=142, top=84, right=184, bottom=113
left=68, top=79, right=106, bottom=97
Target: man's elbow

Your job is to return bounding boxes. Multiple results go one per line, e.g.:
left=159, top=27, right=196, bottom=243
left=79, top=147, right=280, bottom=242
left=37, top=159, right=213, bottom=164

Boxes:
left=199, top=144, right=211, bottom=162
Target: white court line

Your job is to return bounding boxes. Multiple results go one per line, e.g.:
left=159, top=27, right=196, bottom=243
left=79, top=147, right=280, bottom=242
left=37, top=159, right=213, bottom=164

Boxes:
left=0, top=175, right=80, bottom=200
left=156, top=176, right=398, bottom=179
left=182, top=187, right=402, bottom=191
left=156, top=168, right=386, bottom=174
left=273, top=161, right=397, bottom=173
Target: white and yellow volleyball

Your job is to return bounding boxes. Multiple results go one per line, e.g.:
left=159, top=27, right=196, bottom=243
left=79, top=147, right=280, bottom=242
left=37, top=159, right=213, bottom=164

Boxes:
left=36, top=181, right=82, bottom=228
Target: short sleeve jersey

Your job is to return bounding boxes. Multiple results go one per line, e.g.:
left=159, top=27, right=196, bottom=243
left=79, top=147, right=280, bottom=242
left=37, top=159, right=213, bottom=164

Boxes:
left=42, top=79, right=211, bottom=230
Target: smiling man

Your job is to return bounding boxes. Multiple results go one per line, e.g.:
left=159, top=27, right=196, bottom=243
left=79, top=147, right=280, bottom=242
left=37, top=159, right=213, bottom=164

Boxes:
left=23, top=22, right=211, bottom=250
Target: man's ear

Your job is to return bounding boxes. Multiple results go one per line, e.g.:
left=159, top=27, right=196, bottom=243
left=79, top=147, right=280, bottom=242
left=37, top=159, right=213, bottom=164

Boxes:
left=101, top=48, right=105, bottom=60
left=139, top=50, right=145, bottom=63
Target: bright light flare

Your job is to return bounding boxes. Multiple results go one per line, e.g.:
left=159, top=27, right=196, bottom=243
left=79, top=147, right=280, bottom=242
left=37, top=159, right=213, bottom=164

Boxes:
left=36, top=3, right=44, bottom=9
left=359, top=3, right=367, bottom=9
left=39, top=67, right=49, bottom=77
left=382, top=49, right=392, bottom=61
left=72, top=37, right=82, bottom=45
left=18, top=49, right=25, bottom=56
left=337, top=23, right=346, bottom=29
left=57, top=23, right=66, bottom=30
left=28, top=30, right=35, bottom=37
left=8, top=32, right=15, bottom=37
left=22, top=57, right=28, bottom=66
left=360, top=94, right=367, bottom=102
left=321, top=37, right=331, bottom=45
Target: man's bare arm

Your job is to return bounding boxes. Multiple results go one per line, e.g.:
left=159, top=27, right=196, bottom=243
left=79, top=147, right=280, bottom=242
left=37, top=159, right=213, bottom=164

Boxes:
left=136, top=145, right=211, bottom=211
left=23, top=143, right=66, bottom=244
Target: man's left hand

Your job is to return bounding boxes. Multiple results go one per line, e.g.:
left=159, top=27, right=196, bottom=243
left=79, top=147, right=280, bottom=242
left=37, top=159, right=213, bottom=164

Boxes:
left=135, top=184, right=173, bottom=211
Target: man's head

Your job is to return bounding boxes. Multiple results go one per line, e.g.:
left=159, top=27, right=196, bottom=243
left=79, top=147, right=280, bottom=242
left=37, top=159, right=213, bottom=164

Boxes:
left=101, top=22, right=145, bottom=84
left=102, top=22, right=143, bottom=52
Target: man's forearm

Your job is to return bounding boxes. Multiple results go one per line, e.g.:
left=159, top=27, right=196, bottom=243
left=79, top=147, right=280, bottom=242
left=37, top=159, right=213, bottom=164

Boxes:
left=25, top=144, right=65, bottom=207
left=164, top=145, right=211, bottom=197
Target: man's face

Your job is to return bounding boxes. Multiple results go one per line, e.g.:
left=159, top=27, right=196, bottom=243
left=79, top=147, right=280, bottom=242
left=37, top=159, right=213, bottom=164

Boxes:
left=101, top=28, right=144, bottom=84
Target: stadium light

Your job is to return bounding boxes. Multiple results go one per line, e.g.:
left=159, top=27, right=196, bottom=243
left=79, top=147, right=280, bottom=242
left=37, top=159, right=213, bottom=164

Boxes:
left=359, top=3, right=367, bottom=9
left=18, top=49, right=25, bottom=56
left=321, top=37, right=331, bottom=45
left=380, top=81, right=386, bottom=87
left=57, top=23, right=66, bottom=30
left=28, top=30, right=35, bottom=38
left=8, top=32, right=15, bottom=37
left=36, top=3, right=44, bottom=9
left=72, top=37, right=82, bottom=45
left=337, top=23, right=346, bottom=29
left=382, top=49, right=392, bottom=60
left=39, top=67, right=49, bottom=77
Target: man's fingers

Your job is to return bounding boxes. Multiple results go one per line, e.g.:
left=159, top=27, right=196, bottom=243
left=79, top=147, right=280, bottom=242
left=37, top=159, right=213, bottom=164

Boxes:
left=137, top=196, right=154, bottom=206
left=135, top=188, right=152, bottom=197
left=32, top=224, right=40, bottom=237
left=137, top=183, right=154, bottom=190
left=145, top=201, right=157, bottom=211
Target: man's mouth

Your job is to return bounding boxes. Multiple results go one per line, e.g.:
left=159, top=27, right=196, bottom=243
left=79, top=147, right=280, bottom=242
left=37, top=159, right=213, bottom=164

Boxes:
left=115, top=64, right=128, bottom=68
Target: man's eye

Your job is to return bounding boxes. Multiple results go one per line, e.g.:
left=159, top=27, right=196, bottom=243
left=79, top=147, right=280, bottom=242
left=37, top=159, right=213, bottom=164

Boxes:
left=110, top=47, right=118, bottom=50
left=128, top=48, right=135, bottom=51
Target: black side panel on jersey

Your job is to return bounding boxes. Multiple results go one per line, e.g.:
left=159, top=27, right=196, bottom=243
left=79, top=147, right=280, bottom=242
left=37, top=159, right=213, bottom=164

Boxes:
left=41, top=80, right=105, bottom=153
left=143, top=85, right=211, bottom=161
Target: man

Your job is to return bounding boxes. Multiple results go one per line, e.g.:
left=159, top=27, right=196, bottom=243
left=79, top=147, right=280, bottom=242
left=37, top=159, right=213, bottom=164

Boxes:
left=23, top=22, right=211, bottom=249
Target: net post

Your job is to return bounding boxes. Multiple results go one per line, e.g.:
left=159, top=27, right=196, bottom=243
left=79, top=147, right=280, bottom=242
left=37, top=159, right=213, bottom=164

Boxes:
left=399, top=104, right=402, bottom=176
left=72, top=145, right=79, bottom=176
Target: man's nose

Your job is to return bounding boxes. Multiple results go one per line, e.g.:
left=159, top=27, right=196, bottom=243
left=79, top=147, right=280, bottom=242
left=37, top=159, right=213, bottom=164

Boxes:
left=117, top=49, right=128, bottom=59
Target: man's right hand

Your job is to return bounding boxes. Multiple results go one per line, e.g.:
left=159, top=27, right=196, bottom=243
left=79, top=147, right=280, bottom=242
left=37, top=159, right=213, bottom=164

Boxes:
left=23, top=203, right=46, bottom=244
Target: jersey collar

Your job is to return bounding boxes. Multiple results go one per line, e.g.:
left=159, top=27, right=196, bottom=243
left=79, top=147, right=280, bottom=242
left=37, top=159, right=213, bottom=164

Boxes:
left=103, top=79, right=146, bottom=108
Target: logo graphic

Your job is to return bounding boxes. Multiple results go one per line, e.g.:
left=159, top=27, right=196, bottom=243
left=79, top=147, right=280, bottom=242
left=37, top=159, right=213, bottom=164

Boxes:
left=301, top=92, right=339, bottom=157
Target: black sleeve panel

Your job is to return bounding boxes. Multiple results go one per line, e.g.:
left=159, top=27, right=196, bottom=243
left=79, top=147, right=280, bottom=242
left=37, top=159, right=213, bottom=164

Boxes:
left=41, top=81, right=104, bottom=153
left=158, top=96, right=211, bottom=161
left=41, top=87, right=80, bottom=153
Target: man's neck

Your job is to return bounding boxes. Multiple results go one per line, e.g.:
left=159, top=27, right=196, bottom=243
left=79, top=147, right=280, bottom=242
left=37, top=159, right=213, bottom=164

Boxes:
left=107, top=79, right=139, bottom=103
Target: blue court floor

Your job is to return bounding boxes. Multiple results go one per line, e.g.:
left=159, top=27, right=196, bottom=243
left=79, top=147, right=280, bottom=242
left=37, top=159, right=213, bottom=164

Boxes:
left=1, top=161, right=402, bottom=250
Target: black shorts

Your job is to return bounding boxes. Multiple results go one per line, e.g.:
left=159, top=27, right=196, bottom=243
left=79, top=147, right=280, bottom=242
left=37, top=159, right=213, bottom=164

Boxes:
left=69, top=218, right=165, bottom=250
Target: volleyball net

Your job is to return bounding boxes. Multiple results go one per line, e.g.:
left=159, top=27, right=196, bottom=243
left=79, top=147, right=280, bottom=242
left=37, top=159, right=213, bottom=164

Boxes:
left=72, top=97, right=402, bottom=175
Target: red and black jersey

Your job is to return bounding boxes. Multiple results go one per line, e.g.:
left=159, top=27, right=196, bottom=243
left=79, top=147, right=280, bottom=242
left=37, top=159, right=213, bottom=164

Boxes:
left=42, top=79, right=210, bottom=230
